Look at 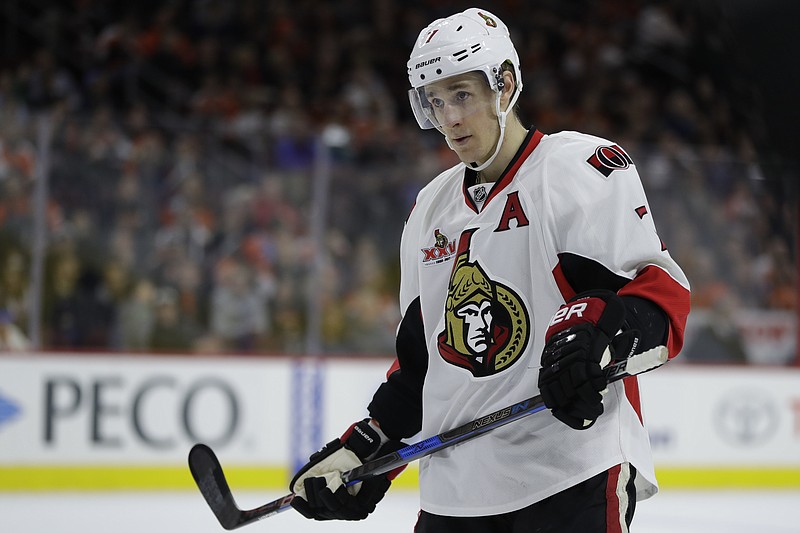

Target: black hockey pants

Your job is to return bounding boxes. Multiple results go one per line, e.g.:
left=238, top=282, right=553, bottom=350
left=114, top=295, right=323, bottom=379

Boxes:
left=414, top=463, right=637, bottom=533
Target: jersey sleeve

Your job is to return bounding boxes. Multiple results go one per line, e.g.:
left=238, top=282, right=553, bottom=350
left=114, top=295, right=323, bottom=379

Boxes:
left=366, top=203, right=428, bottom=440
left=543, top=136, right=691, bottom=358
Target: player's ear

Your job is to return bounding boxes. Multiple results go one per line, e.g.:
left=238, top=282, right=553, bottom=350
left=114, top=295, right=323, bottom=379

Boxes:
left=499, top=70, right=516, bottom=111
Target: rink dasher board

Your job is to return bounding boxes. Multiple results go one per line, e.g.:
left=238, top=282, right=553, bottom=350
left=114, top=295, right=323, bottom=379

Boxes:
left=0, top=354, right=798, bottom=490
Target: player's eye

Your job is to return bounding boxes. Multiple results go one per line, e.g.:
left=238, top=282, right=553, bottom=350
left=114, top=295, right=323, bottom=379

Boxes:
left=427, top=95, right=444, bottom=108
left=456, top=91, right=470, bottom=102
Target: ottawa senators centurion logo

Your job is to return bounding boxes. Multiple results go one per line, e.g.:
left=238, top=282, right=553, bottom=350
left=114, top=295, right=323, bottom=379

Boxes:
left=437, top=229, right=530, bottom=377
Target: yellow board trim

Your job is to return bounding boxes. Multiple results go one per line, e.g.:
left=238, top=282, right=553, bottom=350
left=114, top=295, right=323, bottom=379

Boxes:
left=1, top=465, right=798, bottom=491
left=0, top=466, right=282, bottom=491
left=655, top=467, right=800, bottom=489
left=0, top=465, right=421, bottom=491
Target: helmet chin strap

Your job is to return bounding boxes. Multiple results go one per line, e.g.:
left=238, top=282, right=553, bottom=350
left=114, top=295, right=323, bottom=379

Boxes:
left=468, top=111, right=507, bottom=173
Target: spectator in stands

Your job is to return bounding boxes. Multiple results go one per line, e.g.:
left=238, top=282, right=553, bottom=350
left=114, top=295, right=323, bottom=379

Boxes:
left=0, top=307, right=30, bottom=352
left=209, top=258, right=269, bottom=352
left=149, top=286, right=199, bottom=352
left=0, top=0, right=794, bottom=360
left=117, top=278, right=156, bottom=351
left=0, top=250, right=30, bottom=336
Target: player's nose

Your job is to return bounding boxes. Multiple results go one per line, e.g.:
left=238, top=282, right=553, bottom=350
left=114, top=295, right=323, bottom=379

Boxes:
left=440, top=103, right=463, bottom=127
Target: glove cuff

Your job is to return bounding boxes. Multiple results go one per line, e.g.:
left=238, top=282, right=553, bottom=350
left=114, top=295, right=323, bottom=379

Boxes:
left=547, top=290, right=625, bottom=341
left=341, top=419, right=384, bottom=462
left=344, top=419, right=407, bottom=481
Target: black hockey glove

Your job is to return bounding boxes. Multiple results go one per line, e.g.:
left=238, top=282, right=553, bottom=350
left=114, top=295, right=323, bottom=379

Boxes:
left=289, top=419, right=405, bottom=521
left=538, top=290, right=639, bottom=430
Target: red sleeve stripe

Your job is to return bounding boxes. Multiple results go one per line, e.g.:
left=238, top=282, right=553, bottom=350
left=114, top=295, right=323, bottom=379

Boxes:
left=624, top=376, right=643, bottom=425
left=617, top=265, right=690, bottom=358
left=386, top=358, right=401, bottom=379
left=551, top=261, right=577, bottom=301
left=552, top=260, right=691, bottom=358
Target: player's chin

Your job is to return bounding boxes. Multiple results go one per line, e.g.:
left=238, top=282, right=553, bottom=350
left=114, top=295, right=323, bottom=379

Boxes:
left=452, top=146, right=480, bottom=165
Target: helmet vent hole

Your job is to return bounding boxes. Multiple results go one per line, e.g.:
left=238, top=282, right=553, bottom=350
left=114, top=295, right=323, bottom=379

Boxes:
left=471, top=44, right=482, bottom=52
left=456, top=25, right=463, bottom=31
left=436, top=69, right=442, bottom=74
left=453, top=49, right=468, bottom=61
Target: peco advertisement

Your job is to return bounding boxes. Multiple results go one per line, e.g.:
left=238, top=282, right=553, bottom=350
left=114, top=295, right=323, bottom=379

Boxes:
left=0, top=354, right=290, bottom=465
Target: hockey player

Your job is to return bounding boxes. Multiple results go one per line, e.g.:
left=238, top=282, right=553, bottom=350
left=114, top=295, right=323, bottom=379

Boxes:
left=290, top=7, right=691, bottom=531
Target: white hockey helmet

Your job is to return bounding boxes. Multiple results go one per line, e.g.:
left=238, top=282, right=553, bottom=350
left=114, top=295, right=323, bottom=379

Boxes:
left=407, top=8, right=523, bottom=131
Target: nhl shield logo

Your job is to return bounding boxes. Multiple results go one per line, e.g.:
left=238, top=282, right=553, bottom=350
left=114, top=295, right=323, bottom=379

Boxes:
left=437, top=229, right=530, bottom=377
left=474, top=186, right=487, bottom=203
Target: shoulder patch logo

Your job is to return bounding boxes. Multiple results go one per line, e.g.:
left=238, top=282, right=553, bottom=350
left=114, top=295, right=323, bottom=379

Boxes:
left=437, top=229, right=530, bottom=377
left=587, top=144, right=633, bottom=177
left=421, top=229, right=457, bottom=265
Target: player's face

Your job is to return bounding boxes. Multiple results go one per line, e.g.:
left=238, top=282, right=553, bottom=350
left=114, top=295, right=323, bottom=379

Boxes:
left=422, top=73, right=500, bottom=165
left=456, top=299, right=493, bottom=354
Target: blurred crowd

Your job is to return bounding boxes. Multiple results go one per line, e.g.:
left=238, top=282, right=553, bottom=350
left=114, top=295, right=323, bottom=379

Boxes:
left=0, top=0, right=796, bottom=360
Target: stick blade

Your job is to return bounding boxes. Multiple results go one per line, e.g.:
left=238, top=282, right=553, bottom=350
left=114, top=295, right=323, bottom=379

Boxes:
left=189, top=443, right=244, bottom=530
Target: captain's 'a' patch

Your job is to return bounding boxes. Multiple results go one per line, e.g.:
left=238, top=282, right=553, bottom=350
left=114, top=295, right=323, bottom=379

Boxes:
left=587, top=144, right=633, bottom=177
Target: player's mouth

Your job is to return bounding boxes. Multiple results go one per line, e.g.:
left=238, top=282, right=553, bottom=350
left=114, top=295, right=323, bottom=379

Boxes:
left=451, top=135, right=471, bottom=146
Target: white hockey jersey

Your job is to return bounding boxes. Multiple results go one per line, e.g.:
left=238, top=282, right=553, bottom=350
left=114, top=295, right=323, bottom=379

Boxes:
left=370, top=129, right=690, bottom=517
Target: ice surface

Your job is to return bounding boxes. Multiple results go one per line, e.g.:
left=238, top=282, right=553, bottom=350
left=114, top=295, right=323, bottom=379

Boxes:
left=1, top=489, right=799, bottom=533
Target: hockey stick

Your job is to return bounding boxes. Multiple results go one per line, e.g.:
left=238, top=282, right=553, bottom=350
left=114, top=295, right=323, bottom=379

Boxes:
left=189, top=346, right=668, bottom=530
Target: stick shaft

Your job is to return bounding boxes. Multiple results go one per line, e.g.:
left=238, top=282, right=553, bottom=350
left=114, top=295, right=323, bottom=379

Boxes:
left=190, top=346, right=668, bottom=529
left=345, top=345, right=666, bottom=483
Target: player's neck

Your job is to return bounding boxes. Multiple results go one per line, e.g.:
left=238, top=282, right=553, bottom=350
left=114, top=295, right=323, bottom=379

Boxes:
left=476, top=120, right=528, bottom=183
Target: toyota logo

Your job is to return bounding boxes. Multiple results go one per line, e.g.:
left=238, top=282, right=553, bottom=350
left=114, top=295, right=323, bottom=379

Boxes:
left=714, top=390, right=778, bottom=447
